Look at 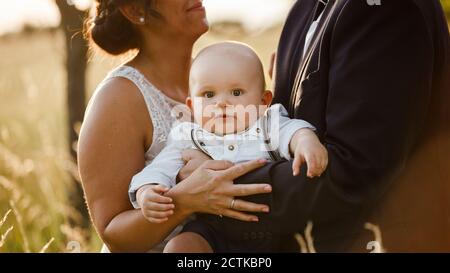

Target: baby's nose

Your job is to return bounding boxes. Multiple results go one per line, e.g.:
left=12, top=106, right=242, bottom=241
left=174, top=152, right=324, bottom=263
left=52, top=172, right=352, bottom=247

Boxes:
left=215, top=99, right=229, bottom=108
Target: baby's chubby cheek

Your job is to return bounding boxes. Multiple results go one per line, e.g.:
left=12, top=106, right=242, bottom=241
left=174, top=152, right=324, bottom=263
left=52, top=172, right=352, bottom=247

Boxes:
left=193, top=107, right=216, bottom=131
left=236, top=108, right=261, bottom=128
left=192, top=110, right=210, bottom=129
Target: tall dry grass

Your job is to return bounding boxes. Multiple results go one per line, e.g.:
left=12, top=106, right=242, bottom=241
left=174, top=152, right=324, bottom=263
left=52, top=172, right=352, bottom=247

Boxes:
left=0, top=119, right=101, bottom=252
left=0, top=29, right=121, bottom=253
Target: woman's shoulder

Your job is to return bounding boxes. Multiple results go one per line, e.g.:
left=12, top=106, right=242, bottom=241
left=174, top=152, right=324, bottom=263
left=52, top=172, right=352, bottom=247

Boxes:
left=86, top=76, right=147, bottom=118
left=82, top=76, right=152, bottom=143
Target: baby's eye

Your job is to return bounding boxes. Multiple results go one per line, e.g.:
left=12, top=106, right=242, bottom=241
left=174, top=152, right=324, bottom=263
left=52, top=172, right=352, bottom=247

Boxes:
left=203, top=91, right=215, bottom=98
left=232, top=89, right=243, bottom=96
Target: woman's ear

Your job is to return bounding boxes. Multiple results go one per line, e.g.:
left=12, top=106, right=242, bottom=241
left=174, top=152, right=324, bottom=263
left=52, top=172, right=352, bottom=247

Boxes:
left=119, top=3, right=147, bottom=25
left=261, top=90, right=273, bottom=106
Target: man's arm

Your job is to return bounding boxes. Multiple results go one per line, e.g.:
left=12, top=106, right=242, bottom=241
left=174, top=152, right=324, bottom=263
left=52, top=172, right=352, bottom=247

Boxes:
left=236, top=0, right=434, bottom=235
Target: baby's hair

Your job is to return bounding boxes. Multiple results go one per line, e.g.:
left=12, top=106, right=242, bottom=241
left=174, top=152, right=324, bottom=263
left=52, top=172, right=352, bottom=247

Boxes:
left=190, top=41, right=267, bottom=92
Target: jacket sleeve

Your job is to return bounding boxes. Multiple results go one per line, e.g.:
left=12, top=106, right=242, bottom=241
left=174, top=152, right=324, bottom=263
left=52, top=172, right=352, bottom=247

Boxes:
left=234, top=0, right=434, bottom=235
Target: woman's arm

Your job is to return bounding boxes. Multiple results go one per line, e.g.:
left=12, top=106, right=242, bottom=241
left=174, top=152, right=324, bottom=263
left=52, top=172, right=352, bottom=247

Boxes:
left=78, top=78, right=190, bottom=252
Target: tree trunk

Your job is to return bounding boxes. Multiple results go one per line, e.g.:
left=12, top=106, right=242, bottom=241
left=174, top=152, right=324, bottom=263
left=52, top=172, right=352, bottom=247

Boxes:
left=55, top=0, right=89, bottom=228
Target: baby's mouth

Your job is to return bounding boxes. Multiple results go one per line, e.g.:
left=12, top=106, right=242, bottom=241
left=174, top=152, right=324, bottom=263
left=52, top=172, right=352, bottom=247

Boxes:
left=214, top=113, right=236, bottom=120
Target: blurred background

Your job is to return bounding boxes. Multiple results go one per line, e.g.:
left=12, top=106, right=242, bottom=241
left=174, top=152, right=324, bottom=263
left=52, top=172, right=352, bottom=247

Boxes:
left=0, top=0, right=448, bottom=253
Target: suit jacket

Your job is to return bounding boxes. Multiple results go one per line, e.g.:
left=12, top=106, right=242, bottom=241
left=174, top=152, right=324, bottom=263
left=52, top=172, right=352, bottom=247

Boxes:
left=231, top=0, right=450, bottom=252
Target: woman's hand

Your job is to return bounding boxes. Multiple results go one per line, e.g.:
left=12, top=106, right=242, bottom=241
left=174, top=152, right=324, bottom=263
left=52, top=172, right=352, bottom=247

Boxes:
left=177, top=149, right=211, bottom=182
left=168, top=159, right=272, bottom=222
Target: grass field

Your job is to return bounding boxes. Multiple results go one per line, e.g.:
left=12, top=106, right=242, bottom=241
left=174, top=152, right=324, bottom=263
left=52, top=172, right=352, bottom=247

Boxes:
left=0, top=25, right=283, bottom=252
left=1, top=2, right=449, bottom=252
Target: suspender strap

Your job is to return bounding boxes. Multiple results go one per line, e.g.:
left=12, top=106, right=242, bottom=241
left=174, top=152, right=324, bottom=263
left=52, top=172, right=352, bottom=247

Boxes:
left=190, top=129, right=212, bottom=159
left=261, top=109, right=282, bottom=161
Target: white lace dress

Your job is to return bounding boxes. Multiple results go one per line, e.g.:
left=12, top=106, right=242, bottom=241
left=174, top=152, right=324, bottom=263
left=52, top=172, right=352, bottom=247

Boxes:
left=98, top=65, right=191, bottom=253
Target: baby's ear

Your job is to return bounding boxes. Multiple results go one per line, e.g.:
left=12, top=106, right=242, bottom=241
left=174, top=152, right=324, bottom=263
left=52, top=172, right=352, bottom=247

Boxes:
left=261, top=90, right=273, bottom=106
left=186, top=97, right=193, bottom=110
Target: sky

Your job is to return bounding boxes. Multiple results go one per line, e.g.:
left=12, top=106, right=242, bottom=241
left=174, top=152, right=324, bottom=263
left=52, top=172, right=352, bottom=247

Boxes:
left=0, top=0, right=294, bottom=36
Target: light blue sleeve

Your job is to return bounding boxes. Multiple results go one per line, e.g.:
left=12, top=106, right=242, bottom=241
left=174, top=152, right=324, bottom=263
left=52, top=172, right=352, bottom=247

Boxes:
left=269, top=104, right=316, bottom=160
left=128, top=122, right=197, bottom=209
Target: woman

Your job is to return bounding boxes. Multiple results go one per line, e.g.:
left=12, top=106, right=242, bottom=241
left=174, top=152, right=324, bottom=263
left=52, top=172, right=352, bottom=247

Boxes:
left=78, top=0, right=272, bottom=252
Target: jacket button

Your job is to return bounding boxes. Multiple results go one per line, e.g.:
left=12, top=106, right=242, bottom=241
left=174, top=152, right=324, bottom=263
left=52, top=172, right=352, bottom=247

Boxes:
left=256, top=128, right=261, bottom=134
left=228, top=145, right=235, bottom=151
left=258, top=232, right=265, bottom=239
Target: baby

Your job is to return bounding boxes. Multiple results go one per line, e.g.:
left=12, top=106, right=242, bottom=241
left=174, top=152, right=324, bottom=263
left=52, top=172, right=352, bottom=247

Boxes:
left=128, top=42, right=328, bottom=252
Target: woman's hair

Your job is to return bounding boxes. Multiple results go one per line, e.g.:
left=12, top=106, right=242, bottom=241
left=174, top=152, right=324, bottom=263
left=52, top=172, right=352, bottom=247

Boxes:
left=84, top=0, right=155, bottom=55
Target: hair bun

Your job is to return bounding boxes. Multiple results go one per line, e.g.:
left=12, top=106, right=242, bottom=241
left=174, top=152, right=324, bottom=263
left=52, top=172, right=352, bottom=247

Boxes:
left=88, top=3, right=140, bottom=55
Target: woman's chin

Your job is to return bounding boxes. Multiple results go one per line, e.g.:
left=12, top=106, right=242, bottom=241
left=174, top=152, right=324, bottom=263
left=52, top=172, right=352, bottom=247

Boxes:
left=197, top=19, right=210, bottom=36
left=187, top=13, right=209, bottom=35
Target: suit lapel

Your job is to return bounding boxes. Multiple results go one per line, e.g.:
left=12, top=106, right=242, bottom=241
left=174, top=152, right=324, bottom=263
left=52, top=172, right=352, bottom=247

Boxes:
left=274, top=0, right=318, bottom=108
left=290, top=0, right=338, bottom=113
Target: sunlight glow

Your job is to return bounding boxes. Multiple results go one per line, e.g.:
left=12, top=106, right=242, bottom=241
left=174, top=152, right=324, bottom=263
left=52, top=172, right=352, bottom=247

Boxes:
left=0, top=0, right=294, bottom=35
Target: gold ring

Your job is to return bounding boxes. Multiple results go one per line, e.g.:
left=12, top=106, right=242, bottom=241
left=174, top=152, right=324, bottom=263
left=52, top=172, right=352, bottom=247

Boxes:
left=230, top=199, right=236, bottom=209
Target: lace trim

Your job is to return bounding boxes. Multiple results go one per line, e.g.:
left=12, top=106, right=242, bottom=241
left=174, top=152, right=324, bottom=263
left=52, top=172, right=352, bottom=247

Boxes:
left=106, top=65, right=184, bottom=159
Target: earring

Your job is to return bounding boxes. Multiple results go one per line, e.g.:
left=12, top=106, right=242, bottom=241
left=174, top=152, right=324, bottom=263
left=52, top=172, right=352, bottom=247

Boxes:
left=139, top=17, right=145, bottom=24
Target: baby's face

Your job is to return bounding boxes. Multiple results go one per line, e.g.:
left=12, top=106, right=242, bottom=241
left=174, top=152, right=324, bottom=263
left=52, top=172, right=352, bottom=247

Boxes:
left=187, top=43, right=272, bottom=136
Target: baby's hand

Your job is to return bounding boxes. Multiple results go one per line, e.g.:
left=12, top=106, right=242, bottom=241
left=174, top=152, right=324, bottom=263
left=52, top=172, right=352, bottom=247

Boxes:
left=290, top=129, right=328, bottom=178
left=137, top=185, right=175, bottom=223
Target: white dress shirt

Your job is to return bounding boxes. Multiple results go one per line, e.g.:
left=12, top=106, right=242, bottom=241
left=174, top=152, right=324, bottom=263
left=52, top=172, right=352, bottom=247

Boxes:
left=303, top=8, right=325, bottom=58
left=128, top=104, right=315, bottom=208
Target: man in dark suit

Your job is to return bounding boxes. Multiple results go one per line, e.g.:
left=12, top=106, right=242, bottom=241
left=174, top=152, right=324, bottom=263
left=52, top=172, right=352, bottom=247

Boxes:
left=232, top=0, right=450, bottom=252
